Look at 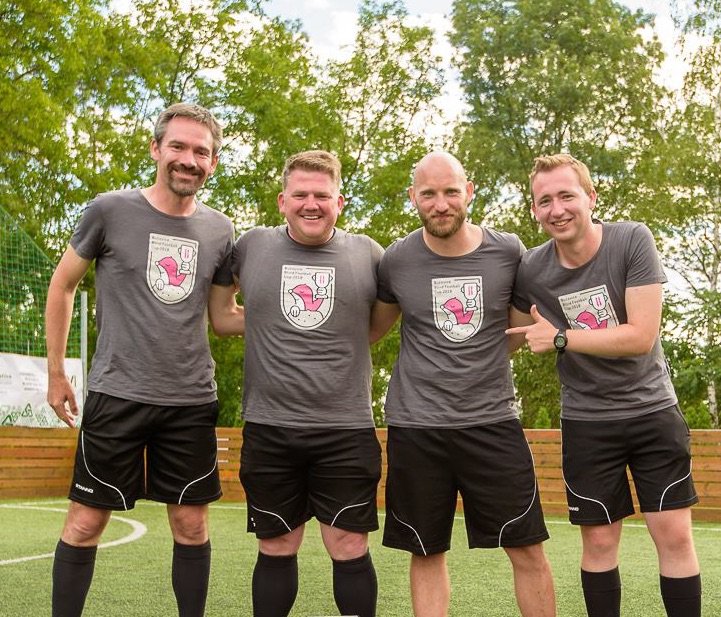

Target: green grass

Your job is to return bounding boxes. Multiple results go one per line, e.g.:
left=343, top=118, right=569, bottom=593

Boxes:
left=1, top=499, right=719, bottom=616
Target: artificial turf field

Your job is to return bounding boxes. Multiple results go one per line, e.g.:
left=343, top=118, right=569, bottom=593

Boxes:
left=1, top=499, right=719, bottom=616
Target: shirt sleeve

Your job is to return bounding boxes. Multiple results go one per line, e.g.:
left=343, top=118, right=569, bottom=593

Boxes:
left=625, top=223, right=667, bottom=288
left=70, top=198, right=106, bottom=261
left=212, top=218, right=235, bottom=286
left=377, top=242, right=398, bottom=304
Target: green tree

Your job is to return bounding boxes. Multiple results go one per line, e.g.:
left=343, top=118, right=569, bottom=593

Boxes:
left=0, top=0, right=128, bottom=255
left=218, top=0, right=444, bottom=424
left=648, top=2, right=721, bottom=427
left=450, top=0, right=668, bottom=426
left=1, top=0, right=444, bottom=426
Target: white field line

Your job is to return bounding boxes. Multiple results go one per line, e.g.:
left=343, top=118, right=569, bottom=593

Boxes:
left=0, top=504, right=147, bottom=566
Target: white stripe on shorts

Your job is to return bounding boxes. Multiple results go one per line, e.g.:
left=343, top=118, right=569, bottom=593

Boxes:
left=178, top=458, right=218, bottom=504
left=80, top=431, right=128, bottom=510
left=390, top=510, right=427, bottom=556
left=497, top=437, right=539, bottom=547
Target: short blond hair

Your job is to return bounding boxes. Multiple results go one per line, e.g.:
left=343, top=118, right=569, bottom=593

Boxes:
left=282, top=150, right=342, bottom=189
left=530, top=154, right=595, bottom=200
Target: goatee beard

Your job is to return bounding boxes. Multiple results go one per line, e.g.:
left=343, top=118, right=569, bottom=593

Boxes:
left=168, top=174, right=202, bottom=197
left=170, top=183, right=199, bottom=197
left=423, top=212, right=466, bottom=238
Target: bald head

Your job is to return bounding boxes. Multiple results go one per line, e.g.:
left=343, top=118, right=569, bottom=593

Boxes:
left=412, top=151, right=468, bottom=187
left=410, top=151, right=474, bottom=240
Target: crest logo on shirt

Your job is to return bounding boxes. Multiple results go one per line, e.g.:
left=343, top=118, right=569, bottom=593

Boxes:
left=432, top=276, right=483, bottom=342
left=558, top=284, right=620, bottom=330
left=280, top=264, right=335, bottom=330
left=146, top=233, right=198, bottom=304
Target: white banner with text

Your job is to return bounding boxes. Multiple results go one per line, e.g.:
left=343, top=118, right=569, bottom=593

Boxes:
left=0, top=353, right=83, bottom=427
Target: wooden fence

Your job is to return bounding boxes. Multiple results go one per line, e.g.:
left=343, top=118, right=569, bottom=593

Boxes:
left=2, top=426, right=720, bottom=522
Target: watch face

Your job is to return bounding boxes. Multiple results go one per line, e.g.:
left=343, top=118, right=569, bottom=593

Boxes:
left=554, top=332, right=567, bottom=350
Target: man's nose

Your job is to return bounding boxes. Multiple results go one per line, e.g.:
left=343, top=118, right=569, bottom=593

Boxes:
left=549, top=197, right=564, bottom=215
left=177, top=149, right=198, bottom=168
left=435, top=197, right=450, bottom=212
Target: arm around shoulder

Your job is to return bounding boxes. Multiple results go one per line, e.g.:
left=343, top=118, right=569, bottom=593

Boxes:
left=208, top=282, right=244, bottom=337
left=369, top=300, right=401, bottom=344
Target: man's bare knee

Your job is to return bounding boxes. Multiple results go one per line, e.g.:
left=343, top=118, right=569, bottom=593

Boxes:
left=62, top=502, right=111, bottom=545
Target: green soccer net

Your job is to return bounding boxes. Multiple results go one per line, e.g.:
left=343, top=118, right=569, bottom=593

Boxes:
left=0, top=205, right=83, bottom=358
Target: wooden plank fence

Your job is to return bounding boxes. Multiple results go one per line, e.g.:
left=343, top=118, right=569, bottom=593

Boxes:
left=2, top=426, right=720, bottom=523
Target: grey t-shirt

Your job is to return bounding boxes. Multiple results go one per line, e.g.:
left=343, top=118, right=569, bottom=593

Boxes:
left=512, top=221, right=677, bottom=420
left=378, top=227, right=523, bottom=428
left=71, top=189, right=234, bottom=405
left=233, top=226, right=383, bottom=428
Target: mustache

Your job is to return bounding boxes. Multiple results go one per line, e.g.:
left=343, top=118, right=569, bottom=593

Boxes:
left=169, top=163, right=202, bottom=176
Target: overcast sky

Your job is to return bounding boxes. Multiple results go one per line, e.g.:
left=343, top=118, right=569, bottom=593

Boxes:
left=263, top=1, right=686, bottom=142
left=264, top=0, right=681, bottom=73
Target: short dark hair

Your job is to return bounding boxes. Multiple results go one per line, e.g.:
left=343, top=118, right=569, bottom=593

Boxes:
left=154, top=103, right=223, bottom=156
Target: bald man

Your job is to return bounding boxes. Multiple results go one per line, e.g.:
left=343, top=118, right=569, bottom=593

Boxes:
left=370, top=152, right=556, bottom=617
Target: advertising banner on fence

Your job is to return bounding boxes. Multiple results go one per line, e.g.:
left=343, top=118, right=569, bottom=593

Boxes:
left=0, top=352, right=84, bottom=427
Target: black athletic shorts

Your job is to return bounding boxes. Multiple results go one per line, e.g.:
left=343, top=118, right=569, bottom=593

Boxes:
left=69, top=391, right=221, bottom=510
left=562, top=405, right=698, bottom=525
left=382, top=421, right=549, bottom=556
left=240, top=422, right=381, bottom=538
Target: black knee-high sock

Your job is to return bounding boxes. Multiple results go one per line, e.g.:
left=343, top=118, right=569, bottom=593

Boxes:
left=581, top=567, right=621, bottom=617
left=332, top=552, right=377, bottom=617
left=660, top=574, right=701, bottom=617
left=251, top=552, right=298, bottom=617
left=52, top=539, right=97, bottom=617
left=172, top=540, right=211, bottom=617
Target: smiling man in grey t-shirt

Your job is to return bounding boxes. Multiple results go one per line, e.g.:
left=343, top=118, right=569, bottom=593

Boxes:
left=508, top=153, right=701, bottom=617
left=45, top=103, right=244, bottom=617
left=232, top=150, right=384, bottom=617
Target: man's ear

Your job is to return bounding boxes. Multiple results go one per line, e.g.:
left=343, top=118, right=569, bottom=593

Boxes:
left=208, top=153, right=220, bottom=176
left=588, top=190, right=598, bottom=210
left=150, top=139, right=160, bottom=163
left=465, top=181, right=474, bottom=204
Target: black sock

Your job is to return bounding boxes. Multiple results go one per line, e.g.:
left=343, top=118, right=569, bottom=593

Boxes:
left=251, top=552, right=298, bottom=617
left=172, top=540, right=211, bottom=617
left=581, top=567, right=621, bottom=617
left=660, top=574, right=701, bottom=617
left=52, top=539, right=97, bottom=617
left=332, top=552, right=377, bottom=617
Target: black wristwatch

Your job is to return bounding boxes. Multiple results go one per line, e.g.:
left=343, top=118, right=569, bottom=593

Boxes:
left=553, top=329, right=568, bottom=352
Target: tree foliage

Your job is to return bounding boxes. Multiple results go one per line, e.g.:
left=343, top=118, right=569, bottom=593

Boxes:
left=451, top=0, right=666, bottom=230
left=449, top=0, right=670, bottom=426
left=7, top=0, right=721, bottom=428
left=649, top=0, right=721, bottom=427
left=2, top=0, right=442, bottom=426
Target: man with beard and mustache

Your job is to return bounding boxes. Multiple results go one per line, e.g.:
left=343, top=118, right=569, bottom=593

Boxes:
left=369, top=151, right=556, bottom=617
left=45, top=103, right=243, bottom=617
